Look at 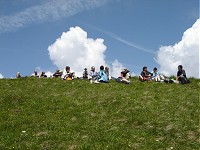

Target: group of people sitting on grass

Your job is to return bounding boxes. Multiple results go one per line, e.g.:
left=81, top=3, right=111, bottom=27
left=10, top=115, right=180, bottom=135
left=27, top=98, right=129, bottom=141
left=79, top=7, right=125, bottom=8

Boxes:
left=139, top=65, right=190, bottom=84
left=16, top=64, right=190, bottom=84
left=53, top=65, right=131, bottom=84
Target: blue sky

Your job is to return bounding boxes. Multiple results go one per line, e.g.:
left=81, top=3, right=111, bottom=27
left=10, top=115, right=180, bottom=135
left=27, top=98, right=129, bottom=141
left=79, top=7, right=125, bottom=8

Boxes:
left=0, top=0, right=199, bottom=78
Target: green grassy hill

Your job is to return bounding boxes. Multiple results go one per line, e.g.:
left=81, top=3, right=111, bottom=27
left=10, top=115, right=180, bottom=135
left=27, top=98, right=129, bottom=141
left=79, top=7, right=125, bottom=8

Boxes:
left=0, top=77, right=199, bottom=149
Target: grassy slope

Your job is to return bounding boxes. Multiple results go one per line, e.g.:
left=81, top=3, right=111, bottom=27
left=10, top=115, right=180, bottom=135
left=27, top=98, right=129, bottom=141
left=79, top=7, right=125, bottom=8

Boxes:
left=0, top=77, right=199, bottom=149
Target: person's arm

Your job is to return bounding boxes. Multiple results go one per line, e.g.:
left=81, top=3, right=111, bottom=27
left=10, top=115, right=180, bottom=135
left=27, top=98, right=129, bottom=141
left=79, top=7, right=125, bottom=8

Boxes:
left=147, top=71, right=153, bottom=77
left=140, top=71, right=145, bottom=77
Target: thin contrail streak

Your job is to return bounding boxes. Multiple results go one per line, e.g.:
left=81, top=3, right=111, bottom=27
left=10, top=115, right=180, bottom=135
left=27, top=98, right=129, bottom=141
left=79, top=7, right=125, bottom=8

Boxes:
left=79, top=22, right=156, bottom=54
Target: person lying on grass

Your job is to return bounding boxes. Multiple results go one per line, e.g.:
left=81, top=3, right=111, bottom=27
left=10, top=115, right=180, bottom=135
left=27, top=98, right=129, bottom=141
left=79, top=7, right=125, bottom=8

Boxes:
left=139, top=66, right=153, bottom=81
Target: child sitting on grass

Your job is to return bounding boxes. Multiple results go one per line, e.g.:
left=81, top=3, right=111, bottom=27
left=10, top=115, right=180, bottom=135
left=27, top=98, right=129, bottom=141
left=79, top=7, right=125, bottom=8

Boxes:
left=151, top=67, right=160, bottom=82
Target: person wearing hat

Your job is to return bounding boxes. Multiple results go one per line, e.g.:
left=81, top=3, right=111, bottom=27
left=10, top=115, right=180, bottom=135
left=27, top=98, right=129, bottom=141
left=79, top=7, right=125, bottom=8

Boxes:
left=120, top=68, right=131, bottom=84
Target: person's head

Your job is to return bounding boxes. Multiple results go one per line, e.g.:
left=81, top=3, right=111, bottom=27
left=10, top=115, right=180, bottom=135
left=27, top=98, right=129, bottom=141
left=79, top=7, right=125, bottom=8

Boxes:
left=143, top=66, right=147, bottom=72
left=84, top=68, right=87, bottom=71
left=16, top=72, right=21, bottom=78
left=41, top=71, right=45, bottom=75
left=100, top=65, right=104, bottom=70
left=153, top=67, right=157, bottom=72
left=105, top=66, right=109, bottom=72
left=65, top=66, right=70, bottom=72
left=34, top=70, right=38, bottom=75
left=91, top=66, right=95, bottom=71
left=178, top=65, right=183, bottom=71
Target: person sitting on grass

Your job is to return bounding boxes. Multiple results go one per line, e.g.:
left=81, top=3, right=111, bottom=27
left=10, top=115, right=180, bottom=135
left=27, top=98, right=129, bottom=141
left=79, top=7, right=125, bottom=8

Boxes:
left=105, top=66, right=111, bottom=80
left=88, top=66, right=99, bottom=83
left=120, top=69, right=131, bottom=84
left=82, top=68, right=88, bottom=79
left=62, top=66, right=75, bottom=80
left=139, top=66, right=153, bottom=81
left=151, top=67, right=161, bottom=82
left=98, top=65, right=108, bottom=83
left=40, top=71, right=47, bottom=78
left=176, top=65, right=190, bottom=84
left=16, top=72, right=21, bottom=78
left=53, top=70, right=63, bottom=78
left=31, top=70, right=39, bottom=78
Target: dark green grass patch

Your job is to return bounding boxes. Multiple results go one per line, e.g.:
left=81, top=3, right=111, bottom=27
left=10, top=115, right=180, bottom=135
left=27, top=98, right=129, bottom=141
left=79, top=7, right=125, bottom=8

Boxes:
left=0, top=77, right=199, bottom=149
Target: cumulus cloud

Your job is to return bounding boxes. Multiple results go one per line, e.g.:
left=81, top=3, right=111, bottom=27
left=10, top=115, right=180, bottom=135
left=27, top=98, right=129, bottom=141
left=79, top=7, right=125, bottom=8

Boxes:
left=111, top=59, right=125, bottom=77
left=0, top=0, right=110, bottom=32
left=48, top=26, right=108, bottom=76
left=156, top=19, right=199, bottom=78
left=0, top=73, right=3, bottom=79
left=48, top=26, right=127, bottom=77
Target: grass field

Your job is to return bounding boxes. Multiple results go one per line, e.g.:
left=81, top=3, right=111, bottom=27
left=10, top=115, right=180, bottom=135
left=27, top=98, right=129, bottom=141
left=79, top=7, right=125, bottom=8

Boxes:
left=0, top=77, right=199, bottom=149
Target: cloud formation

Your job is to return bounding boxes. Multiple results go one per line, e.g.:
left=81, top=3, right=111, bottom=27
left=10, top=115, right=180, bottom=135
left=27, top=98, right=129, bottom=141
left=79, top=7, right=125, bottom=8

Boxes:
left=48, top=26, right=126, bottom=77
left=156, top=19, right=199, bottom=78
left=111, top=59, right=125, bottom=77
left=0, top=73, right=3, bottom=79
left=81, top=22, right=155, bottom=54
left=48, top=26, right=107, bottom=76
left=0, top=0, right=110, bottom=32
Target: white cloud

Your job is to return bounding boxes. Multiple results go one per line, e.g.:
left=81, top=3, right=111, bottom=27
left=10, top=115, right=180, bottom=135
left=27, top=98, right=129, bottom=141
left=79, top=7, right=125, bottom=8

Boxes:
left=0, top=73, right=3, bottom=79
left=48, top=26, right=107, bottom=77
left=156, top=19, right=199, bottom=78
left=111, top=59, right=125, bottom=78
left=0, top=0, right=110, bottom=32
left=48, top=26, right=128, bottom=77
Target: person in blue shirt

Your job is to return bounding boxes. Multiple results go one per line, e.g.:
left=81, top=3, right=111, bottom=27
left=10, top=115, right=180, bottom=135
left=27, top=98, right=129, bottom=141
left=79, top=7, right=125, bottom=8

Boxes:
left=151, top=67, right=160, bottom=82
left=98, top=65, right=108, bottom=83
